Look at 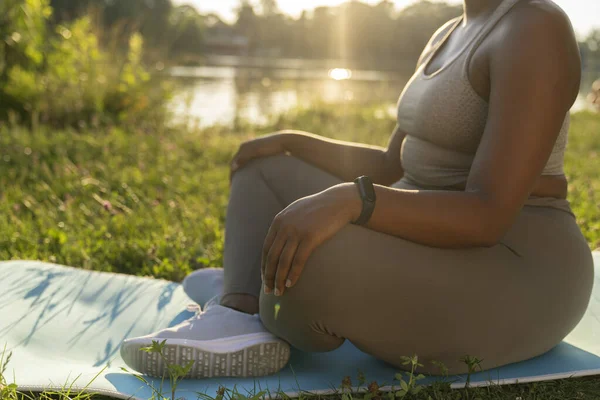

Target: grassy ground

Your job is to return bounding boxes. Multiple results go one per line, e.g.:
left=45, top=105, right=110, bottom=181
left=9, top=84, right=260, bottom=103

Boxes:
left=1, top=106, right=599, bottom=399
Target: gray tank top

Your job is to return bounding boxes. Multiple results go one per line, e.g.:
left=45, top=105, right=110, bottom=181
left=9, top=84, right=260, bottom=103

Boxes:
left=395, top=0, right=569, bottom=191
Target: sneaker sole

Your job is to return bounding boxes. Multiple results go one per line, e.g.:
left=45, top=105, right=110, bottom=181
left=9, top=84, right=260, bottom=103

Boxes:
left=120, top=332, right=290, bottom=379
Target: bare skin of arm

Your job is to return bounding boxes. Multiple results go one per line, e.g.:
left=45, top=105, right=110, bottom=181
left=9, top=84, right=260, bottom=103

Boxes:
left=262, top=1, right=582, bottom=296
left=278, top=127, right=406, bottom=185
left=335, top=2, right=581, bottom=248
left=230, top=126, right=406, bottom=186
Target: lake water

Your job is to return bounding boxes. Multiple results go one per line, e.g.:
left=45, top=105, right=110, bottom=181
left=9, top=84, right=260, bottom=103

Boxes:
left=169, top=59, right=597, bottom=128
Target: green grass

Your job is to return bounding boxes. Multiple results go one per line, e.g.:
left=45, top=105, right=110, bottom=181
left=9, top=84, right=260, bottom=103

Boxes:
left=1, top=106, right=599, bottom=399
left=564, top=112, right=600, bottom=249
left=0, top=103, right=403, bottom=281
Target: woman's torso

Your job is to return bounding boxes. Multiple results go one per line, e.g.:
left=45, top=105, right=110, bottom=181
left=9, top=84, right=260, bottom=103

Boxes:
left=394, top=0, right=570, bottom=204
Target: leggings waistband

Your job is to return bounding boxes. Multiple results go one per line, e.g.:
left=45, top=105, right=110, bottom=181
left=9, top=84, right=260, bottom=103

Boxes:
left=524, top=196, right=574, bottom=217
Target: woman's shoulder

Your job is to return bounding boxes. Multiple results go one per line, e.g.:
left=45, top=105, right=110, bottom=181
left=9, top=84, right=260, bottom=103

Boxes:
left=488, top=0, right=581, bottom=107
left=498, top=0, right=576, bottom=46
left=490, top=0, right=580, bottom=70
left=512, top=0, right=571, bottom=20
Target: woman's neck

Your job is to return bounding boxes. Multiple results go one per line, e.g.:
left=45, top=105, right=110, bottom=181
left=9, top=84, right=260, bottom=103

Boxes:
left=462, top=0, right=505, bottom=21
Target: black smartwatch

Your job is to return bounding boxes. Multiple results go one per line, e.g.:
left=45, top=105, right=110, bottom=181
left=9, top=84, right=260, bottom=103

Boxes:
left=352, top=176, right=376, bottom=225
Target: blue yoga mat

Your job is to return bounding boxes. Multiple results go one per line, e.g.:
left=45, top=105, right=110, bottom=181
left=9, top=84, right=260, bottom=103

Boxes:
left=1, top=253, right=599, bottom=399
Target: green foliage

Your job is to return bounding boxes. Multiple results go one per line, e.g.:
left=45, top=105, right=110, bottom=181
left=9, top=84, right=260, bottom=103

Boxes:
left=0, top=0, right=51, bottom=72
left=200, top=0, right=462, bottom=69
left=330, top=358, right=600, bottom=400
left=132, top=340, right=195, bottom=400
left=48, top=0, right=203, bottom=60
left=1, top=106, right=598, bottom=287
left=49, top=0, right=173, bottom=47
left=0, top=123, right=229, bottom=281
left=459, top=355, right=483, bottom=391
left=565, top=112, right=600, bottom=250
left=166, top=5, right=205, bottom=57
left=0, top=0, right=171, bottom=129
left=122, top=340, right=273, bottom=400
left=0, top=345, right=19, bottom=400
left=393, top=356, right=426, bottom=398
left=588, top=79, right=600, bottom=111
left=1, top=343, right=107, bottom=400
left=3, top=339, right=600, bottom=398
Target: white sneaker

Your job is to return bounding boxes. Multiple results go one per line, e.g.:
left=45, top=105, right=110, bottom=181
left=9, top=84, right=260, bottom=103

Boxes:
left=120, top=302, right=290, bottom=379
left=182, top=268, right=224, bottom=308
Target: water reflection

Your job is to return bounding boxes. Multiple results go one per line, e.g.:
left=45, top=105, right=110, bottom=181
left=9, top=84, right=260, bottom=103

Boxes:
left=169, top=65, right=406, bottom=127
left=329, top=68, right=353, bottom=80
left=169, top=65, right=596, bottom=128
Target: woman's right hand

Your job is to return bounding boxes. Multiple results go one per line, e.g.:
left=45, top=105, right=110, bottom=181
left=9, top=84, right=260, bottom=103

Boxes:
left=230, top=133, right=288, bottom=183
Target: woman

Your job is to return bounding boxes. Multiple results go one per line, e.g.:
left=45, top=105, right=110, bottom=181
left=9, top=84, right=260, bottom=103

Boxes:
left=121, top=0, right=594, bottom=378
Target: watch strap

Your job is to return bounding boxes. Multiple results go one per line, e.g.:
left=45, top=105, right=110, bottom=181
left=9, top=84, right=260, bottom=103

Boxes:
left=352, top=176, right=376, bottom=225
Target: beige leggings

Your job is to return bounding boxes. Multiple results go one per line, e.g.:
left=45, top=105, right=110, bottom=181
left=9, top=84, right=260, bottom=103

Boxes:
left=223, top=154, right=594, bottom=375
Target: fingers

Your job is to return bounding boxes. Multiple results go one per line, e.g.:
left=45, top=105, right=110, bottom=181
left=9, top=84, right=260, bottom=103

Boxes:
left=286, top=240, right=313, bottom=289
left=262, top=226, right=285, bottom=295
left=261, top=208, right=319, bottom=296
left=262, top=220, right=279, bottom=278
left=273, top=238, right=300, bottom=296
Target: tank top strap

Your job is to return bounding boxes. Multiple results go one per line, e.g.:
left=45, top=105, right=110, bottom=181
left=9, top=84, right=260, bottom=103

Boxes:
left=462, top=0, right=522, bottom=69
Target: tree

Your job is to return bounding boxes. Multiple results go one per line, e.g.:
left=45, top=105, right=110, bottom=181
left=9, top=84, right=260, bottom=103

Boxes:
left=167, top=5, right=204, bottom=56
left=584, top=29, right=600, bottom=54
left=49, top=0, right=173, bottom=49
left=260, top=0, right=278, bottom=17
left=0, top=0, right=51, bottom=81
left=394, top=1, right=462, bottom=61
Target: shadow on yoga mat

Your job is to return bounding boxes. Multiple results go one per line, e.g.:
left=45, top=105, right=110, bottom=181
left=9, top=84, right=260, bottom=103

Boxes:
left=1, top=254, right=599, bottom=399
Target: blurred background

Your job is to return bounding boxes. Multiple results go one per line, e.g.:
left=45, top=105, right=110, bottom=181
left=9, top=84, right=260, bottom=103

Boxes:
left=166, top=0, right=600, bottom=127
left=1, top=0, right=599, bottom=130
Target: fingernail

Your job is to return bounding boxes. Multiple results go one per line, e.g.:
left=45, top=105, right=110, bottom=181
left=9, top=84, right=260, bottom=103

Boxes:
left=274, top=288, right=281, bottom=296
left=285, top=279, right=292, bottom=288
left=231, top=161, right=238, bottom=170
left=264, top=285, right=272, bottom=294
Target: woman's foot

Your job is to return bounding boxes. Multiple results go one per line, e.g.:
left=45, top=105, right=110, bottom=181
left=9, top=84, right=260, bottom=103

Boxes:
left=182, top=268, right=224, bottom=309
left=120, top=302, right=290, bottom=379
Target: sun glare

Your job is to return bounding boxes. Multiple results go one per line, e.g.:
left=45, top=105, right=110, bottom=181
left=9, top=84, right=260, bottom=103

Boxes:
left=329, top=68, right=352, bottom=80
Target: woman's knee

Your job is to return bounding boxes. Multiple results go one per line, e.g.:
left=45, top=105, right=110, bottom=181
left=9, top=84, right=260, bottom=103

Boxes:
left=238, top=154, right=300, bottom=176
left=258, top=266, right=345, bottom=353
left=259, top=297, right=345, bottom=352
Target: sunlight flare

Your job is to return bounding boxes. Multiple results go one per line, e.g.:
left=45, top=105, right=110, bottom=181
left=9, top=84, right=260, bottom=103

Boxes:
left=328, top=68, right=352, bottom=80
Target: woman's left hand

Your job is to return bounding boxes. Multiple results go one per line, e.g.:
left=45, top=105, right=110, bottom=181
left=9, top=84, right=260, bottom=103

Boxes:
left=261, top=184, right=361, bottom=296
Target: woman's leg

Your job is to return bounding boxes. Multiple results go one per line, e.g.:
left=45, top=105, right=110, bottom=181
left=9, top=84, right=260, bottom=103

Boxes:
left=221, top=154, right=343, bottom=314
left=259, top=205, right=594, bottom=374
left=121, top=155, right=347, bottom=378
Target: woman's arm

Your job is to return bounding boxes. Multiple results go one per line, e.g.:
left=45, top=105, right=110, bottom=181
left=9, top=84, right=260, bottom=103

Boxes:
left=331, top=4, right=580, bottom=249
left=280, top=126, right=406, bottom=185
left=262, top=8, right=581, bottom=293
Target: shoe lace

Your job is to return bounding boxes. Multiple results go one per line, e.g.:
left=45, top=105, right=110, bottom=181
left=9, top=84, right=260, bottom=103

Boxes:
left=185, top=294, right=221, bottom=319
left=203, top=294, right=221, bottom=311
left=186, top=303, right=201, bottom=314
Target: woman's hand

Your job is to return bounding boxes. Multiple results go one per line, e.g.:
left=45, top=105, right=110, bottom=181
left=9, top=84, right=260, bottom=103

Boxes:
left=261, top=184, right=361, bottom=296
left=230, top=134, right=287, bottom=183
